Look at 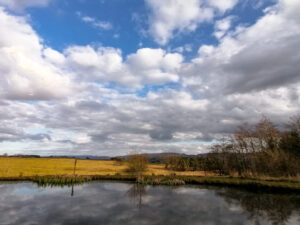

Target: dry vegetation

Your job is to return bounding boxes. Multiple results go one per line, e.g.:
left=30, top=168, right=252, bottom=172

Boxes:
left=0, top=157, right=206, bottom=178
left=0, top=156, right=299, bottom=191
left=163, top=116, right=300, bottom=180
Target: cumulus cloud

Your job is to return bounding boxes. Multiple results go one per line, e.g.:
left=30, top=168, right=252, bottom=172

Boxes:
left=64, top=46, right=130, bottom=84
left=127, top=48, right=182, bottom=84
left=145, top=0, right=214, bottom=45
left=0, top=8, right=73, bottom=100
left=0, top=0, right=299, bottom=156
left=43, top=48, right=66, bottom=65
left=184, top=0, right=300, bottom=96
left=0, top=8, right=183, bottom=101
left=145, top=0, right=239, bottom=45
left=0, top=0, right=51, bottom=11
left=65, top=46, right=183, bottom=86
left=1, top=80, right=298, bottom=156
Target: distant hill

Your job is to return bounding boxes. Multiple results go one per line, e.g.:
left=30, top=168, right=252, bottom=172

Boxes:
left=48, top=155, right=111, bottom=160
left=9, top=154, right=41, bottom=158
left=112, top=152, right=203, bottom=163
left=6, top=153, right=207, bottom=162
left=7, top=154, right=110, bottom=160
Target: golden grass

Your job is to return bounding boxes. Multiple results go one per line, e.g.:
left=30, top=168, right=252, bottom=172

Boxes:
left=0, top=157, right=209, bottom=178
left=1, top=157, right=299, bottom=192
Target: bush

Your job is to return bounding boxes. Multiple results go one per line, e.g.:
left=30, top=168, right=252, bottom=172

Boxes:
left=126, top=154, right=148, bottom=176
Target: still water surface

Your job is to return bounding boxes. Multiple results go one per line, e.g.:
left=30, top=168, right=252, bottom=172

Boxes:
left=0, top=181, right=299, bottom=225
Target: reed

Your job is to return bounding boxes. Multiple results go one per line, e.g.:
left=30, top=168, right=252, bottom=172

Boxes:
left=137, top=175, right=185, bottom=185
left=32, top=175, right=92, bottom=187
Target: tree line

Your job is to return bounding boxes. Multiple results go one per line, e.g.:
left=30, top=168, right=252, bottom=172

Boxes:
left=164, top=115, right=300, bottom=177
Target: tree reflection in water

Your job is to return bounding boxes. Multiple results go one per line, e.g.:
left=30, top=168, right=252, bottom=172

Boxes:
left=127, top=184, right=146, bottom=208
left=215, top=188, right=300, bottom=225
left=126, top=183, right=300, bottom=224
left=71, top=184, right=74, bottom=197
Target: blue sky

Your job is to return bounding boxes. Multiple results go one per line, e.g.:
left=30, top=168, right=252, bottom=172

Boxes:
left=28, top=0, right=148, bottom=54
left=0, top=0, right=299, bottom=156
left=26, top=0, right=273, bottom=57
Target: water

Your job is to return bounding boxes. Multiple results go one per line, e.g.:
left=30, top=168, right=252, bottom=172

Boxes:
left=0, top=181, right=299, bottom=225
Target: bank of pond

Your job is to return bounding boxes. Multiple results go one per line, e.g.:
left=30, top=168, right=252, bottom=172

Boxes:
left=0, top=174, right=299, bottom=193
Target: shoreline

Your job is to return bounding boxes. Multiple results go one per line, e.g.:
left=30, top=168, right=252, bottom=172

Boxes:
left=0, top=174, right=299, bottom=193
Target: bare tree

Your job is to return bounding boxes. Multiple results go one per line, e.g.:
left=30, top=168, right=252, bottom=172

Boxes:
left=280, top=114, right=300, bottom=157
left=126, top=154, right=148, bottom=178
left=254, top=117, right=280, bottom=151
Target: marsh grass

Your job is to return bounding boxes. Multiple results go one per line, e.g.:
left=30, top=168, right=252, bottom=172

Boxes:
left=178, top=176, right=300, bottom=193
left=137, top=174, right=185, bottom=185
left=0, top=157, right=299, bottom=192
left=33, top=175, right=92, bottom=187
left=136, top=175, right=300, bottom=192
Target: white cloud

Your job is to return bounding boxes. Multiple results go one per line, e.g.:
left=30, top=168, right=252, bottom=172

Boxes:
left=184, top=0, right=300, bottom=96
left=0, top=8, right=73, bottom=100
left=173, top=44, right=193, bottom=53
left=146, top=0, right=214, bottom=45
left=0, top=7, right=184, bottom=100
left=0, top=0, right=299, bottom=156
left=0, top=0, right=51, bottom=11
left=207, top=0, right=239, bottom=13
left=127, top=48, right=183, bottom=84
left=213, top=16, right=233, bottom=39
left=1, top=80, right=298, bottom=156
left=43, top=48, right=66, bottom=65
left=78, top=13, right=113, bottom=30
left=197, top=45, right=215, bottom=57
left=65, top=46, right=183, bottom=86
left=64, top=45, right=139, bottom=87
left=145, top=0, right=239, bottom=45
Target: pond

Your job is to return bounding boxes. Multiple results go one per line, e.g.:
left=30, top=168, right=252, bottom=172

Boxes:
left=0, top=181, right=299, bottom=225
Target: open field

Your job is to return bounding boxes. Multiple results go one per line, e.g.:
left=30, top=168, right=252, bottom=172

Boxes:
left=0, top=157, right=207, bottom=177
left=1, top=157, right=299, bottom=192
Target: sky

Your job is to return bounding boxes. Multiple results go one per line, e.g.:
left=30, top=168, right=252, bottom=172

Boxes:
left=0, top=0, right=299, bottom=156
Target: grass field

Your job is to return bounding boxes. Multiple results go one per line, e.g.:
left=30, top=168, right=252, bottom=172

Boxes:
left=1, top=157, right=299, bottom=192
left=0, top=157, right=207, bottom=177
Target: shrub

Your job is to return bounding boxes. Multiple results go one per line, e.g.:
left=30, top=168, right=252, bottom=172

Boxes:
left=126, top=154, right=148, bottom=177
